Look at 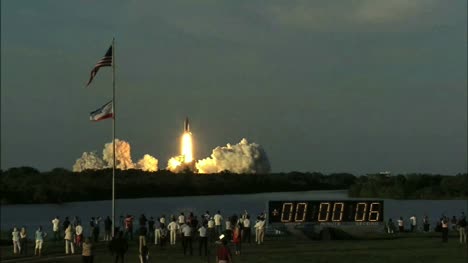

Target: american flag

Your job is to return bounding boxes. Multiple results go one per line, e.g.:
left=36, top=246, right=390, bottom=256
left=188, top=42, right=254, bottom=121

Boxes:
left=86, top=45, right=113, bottom=87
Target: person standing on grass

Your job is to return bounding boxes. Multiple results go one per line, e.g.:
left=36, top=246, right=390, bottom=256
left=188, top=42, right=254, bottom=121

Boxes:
left=225, top=217, right=232, bottom=241
left=386, top=219, right=395, bottom=234
left=65, top=224, right=75, bottom=254
left=138, top=224, right=148, bottom=253
left=159, top=215, right=166, bottom=229
left=148, top=217, right=155, bottom=241
left=139, top=245, right=149, bottom=263
left=216, top=238, right=232, bottom=263
left=457, top=214, right=467, bottom=244
left=214, top=211, right=223, bottom=236
left=441, top=216, right=449, bottom=242
left=20, top=227, right=28, bottom=255
left=105, top=216, right=112, bottom=241
left=409, top=215, right=417, bottom=232
left=198, top=223, right=208, bottom=256
left=35, top=226, right=46, bottom=256
left=233, top=224, right=241, bottom=255
left=255, top=217, right=265, bottom=245
left=208, top=217, right=215, bottom=242
left=82, top=237, right=94, bottom=263
left=168, top=217, right=179, bottom=245
left=76, top=222, right=84, bottom=248
left=423, top=215, right=430, bottom=232
left=397, top=217, right=404, bottom=233
left=124, top=215, right=134, bottom=241
left=243, top=215, right=251, bottom=243
left=12, top=227, right=21, bottom=255
left=110, top=231, right=128, bottom=263
left=52, top=216, right=60, bottom=241
left=181, top=223, right=193, bottom=256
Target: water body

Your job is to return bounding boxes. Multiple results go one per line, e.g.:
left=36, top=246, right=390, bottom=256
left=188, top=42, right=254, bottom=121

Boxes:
left=2, top=190, right=466, bottom=238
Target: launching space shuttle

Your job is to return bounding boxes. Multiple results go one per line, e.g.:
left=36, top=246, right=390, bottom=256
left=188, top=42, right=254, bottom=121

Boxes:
left=184, top=117, right=190, bottom=132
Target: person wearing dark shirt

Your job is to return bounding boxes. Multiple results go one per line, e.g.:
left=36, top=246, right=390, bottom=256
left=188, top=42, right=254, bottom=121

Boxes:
left=109, top=231, right=128, bottom=263
left=138, top=225, right=148, bottom=253
left=148, top=217, right=155, bottom=241
left=139, top=214, right=148, bottom=227
left=104, top=216, right=112, bottom=241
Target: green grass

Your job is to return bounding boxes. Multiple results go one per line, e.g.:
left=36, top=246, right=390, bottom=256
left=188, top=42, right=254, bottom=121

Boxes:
left=1, top=233, right=467, bottom=263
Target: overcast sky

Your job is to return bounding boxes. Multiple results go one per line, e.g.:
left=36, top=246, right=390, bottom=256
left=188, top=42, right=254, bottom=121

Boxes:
left=1, top=0, right=466, bottom=174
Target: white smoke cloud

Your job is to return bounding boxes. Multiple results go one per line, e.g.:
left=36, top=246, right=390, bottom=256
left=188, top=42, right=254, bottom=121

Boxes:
left=72, top=152, right=105, bottom=172
left=73, top=139, right=159, bottom=172
left=137, top=154, right=159, bottom=172
left=196, top=138, right=270, bottom=174
left=103, top=139, right=135, bottom=170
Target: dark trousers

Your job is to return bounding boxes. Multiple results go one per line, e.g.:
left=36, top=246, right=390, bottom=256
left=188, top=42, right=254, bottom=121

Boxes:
left=114, top=253, right=125, bottom=263
left=20, top=238, right=27, bottom=255
left=442, top=228, right=448, bottom=242
left=54, top=231, right=60, bottom=241
left=243, top=228, right=251, bottom=243
left=182, top=236, right=193, bottom=255
left=199, top=237, right=207, bottom=256
left=423, top=224, right=430, bottom=232
left=82, top=255, right=94, bottom=263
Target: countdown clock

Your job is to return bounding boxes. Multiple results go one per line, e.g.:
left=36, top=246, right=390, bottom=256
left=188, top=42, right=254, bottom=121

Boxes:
left=268, top=200, right=384, bottom=224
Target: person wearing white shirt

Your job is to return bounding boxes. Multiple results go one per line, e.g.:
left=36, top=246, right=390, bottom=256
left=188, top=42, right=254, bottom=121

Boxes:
left=75, top=223, right=83, bottom=248
left=409, top=216, right=417, bottom=232
left=52, top=216, right=60, bottom=241
left=225, top=218, right=232, bottom=241
left=64, top=225, right=75, bottom=254
left=198, top=224, right=208, bottom=256
left=397, top=217, right=404, bottom=233
left=254, top=218, right=265, bottom=244
left=243, top=216, right=251, bottom=243
left=167, top=219, right=179, bottom=245
left=181, top=224, right=193, bottom=255
left=12, top=227, right=21, bottom=254
left=214, top=211, right=223, bottom=235
left=207, top=218, right=215, bottom=241
left=178, top=213, right=186, bottom=225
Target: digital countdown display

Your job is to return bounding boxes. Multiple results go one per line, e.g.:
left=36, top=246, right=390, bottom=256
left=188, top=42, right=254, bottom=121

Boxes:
left=268, top=200, right=384, bottom=224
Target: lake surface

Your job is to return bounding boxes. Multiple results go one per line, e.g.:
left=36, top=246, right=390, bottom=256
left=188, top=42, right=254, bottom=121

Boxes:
left=2, top=190, right=466, bottom=238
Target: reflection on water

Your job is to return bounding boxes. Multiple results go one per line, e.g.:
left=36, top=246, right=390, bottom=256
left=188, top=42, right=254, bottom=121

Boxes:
left=1, top=190, right=466, bottom=238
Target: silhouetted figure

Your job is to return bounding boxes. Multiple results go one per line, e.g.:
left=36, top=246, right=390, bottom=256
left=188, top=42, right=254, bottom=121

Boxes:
left=110, top=231, right=128, bottom=263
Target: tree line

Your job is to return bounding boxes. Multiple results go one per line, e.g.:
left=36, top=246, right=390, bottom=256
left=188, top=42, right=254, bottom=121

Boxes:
left=0, top=167, right=466, bottom=204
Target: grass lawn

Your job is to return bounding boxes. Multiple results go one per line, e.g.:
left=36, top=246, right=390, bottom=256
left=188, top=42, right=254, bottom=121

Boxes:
left=1, top=232, right=467, bottom=263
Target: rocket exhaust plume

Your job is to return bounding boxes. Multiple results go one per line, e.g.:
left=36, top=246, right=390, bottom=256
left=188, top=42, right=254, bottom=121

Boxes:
left=167, top=117, right=195, bottom=172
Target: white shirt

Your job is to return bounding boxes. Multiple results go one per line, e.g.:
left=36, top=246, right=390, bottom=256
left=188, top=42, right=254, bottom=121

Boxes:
left=181, top=224, right=191, bottom=237
left=410, top=216, right=417, bottom=226
left=52, top=218, right=60, bottom=231
left=160, top=217, right=166, bottom=224
left=12, top=230, right=20, bottom=241
left=397, top=219, right=403, bottom=227
left=75, top=225, right=83, bottom=235
left=225, top=221, right=232, bottom=230
left=178, top=215, right=185, bottom=224
left=208, top=219, right=215, bottom=228
left=254, top=220, right=265, bottom=230
left=198, top=226, right=207, bottom=237
left=214, top=214, right=223, bottom=226
left=243, top=218, right=250, bottom=228
left=168, top=221, right=179, bottom=231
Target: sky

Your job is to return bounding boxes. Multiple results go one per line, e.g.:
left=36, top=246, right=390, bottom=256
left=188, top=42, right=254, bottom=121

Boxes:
left=1, top=0, right=466, bottom=174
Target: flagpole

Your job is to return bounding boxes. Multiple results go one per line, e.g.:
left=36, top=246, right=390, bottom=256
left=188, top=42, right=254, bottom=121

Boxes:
left=112, top=37, right=116, bottom=238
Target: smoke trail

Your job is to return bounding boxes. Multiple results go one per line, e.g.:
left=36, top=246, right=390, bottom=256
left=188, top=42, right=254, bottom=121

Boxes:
left=72, top=152, right=105, bottom=172
left=73, top=139, right=159, bottom=172
left=196, top=138, right=270, bottom=174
